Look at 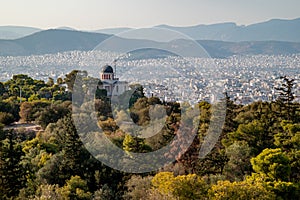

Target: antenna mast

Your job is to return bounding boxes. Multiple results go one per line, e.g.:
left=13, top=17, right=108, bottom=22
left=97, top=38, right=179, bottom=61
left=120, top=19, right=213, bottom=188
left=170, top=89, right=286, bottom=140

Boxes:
left=113, top=59, right=117, bottom=80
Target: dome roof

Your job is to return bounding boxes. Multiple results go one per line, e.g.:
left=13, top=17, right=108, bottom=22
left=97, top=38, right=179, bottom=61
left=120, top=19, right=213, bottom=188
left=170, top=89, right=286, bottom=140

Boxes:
left=102, top=65, right=114, bottom=73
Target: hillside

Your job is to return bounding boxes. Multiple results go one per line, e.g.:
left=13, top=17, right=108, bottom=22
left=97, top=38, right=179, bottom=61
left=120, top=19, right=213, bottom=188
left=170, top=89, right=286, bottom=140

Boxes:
left=0, top=26, right=41, bottom=39
left=0, top=29, right=300, bottom=58
left=197, top=40, right=300, bottom=58
left=0, top=29, right=111, bottom=56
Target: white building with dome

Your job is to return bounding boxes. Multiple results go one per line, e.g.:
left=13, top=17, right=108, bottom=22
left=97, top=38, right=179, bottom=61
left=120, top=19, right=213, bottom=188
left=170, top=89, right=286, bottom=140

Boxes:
left=99, top=64, right=129, bottom=97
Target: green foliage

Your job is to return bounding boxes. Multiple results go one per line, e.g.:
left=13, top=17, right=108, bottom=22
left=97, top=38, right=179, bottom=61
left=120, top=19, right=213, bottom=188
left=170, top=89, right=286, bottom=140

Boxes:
left=224, top=141, right=252, bottom=180
left=19, top=101, right=50, bottom=123
left=58, top=175, right=92, bottom=200
left=171, top=174, right=209, bottom=200
left=0, top=112, right=15, bottom=125
left=266, top=180, right=299, bottom=200
left=274, top=121, right=300, bottom=149
left=275, top=76, right=296, bottom=121
left=93, top=184, right=115, bottom=200
left=46, top=77, right=54, bottom=87
left=225, top=120, right=274, bottom=155
left=152, top=172, right=209, bottom=199
left=246, top=173, right=300, bottom=200
left=95, top=88, right=107, bottom=100
left=0, top=100, right=20, bottom=122
left=4, top=74, right=47, bottom=100
left=35, top=101, right=71, bottom=129
left=116, top=84, right=145, bottom=110
left=288, top=150, right=300, bottom=182
left=28, top=94, right=40, bottom=102
left=36, top=152, right=67, bottom=186
left=18, top=100, right=70, bottom=127
left=95, top=99, right=112, bottom=119
left=57, top=77, right=63, bottom=85
left=32, top=184, right=62, bottom=200
left=53, top=90, right=71, bottom=101
left=0, top=82, right=6, bottom=96
left=273, top=121, right=300, bottom=182
left=40, top=115, right=87, bottom=184
left=151, top=172, right=174, bottom=195
left=129, top=84, right=145, bottom=108
left=64, top=70, right=80, bottom=92
left=123, top=134, right=152, bottom=153
left=0, top=74, right=300, bottom=199
left=251, top=148, right=291, bottom=181
left=1, top=73, right=74, bottom=105
left=0, top=131, right=26, bottom=198
left=209, top=179, right=275, bottom=200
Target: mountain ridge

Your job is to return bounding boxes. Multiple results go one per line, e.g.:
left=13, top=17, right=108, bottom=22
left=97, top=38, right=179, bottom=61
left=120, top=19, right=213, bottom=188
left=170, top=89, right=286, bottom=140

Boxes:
left=0, top=29, right=300, bottom=58
left=153, top=18, right=300, bottom=42
left=1, top=17, right=300, bottom=42
left=0, top=26, right=41, bottom=40
left=0, top=29, right=111, bottom=56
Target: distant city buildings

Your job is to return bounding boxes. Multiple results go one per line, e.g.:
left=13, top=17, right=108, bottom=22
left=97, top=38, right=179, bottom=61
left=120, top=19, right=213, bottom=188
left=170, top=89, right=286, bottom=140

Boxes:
left=1, top=51, right=300, bottom=104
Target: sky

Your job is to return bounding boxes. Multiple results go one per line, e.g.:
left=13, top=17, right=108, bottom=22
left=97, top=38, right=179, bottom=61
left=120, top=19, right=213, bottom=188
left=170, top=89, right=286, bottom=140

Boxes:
left=0, top=0, right=300, bottom=30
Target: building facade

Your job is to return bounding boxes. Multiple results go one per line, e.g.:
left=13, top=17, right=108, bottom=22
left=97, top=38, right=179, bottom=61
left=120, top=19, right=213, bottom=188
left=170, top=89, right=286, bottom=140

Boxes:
left=99, top=64, right=128, bottom=97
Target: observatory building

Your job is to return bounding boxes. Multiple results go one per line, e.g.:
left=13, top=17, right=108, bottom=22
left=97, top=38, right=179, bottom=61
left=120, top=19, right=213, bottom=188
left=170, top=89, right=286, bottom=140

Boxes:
left=99, top=64, right=128, bottom=97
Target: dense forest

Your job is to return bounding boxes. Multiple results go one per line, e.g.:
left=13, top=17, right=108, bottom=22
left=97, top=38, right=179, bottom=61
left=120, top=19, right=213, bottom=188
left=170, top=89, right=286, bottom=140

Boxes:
left=0, top=71, right=299, bottom=199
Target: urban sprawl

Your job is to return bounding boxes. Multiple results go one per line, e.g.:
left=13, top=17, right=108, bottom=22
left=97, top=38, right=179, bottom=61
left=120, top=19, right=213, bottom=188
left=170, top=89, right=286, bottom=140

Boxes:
left=0, top=51, right=299, bottom=105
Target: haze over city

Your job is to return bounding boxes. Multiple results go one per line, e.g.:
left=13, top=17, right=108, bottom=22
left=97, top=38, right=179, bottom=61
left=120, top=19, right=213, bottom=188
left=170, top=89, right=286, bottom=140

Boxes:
left=1, top=0, right=300, bottom=30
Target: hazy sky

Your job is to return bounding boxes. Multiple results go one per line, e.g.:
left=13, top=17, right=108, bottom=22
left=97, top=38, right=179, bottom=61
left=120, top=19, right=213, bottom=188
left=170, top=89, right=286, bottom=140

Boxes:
left=1, top=0, right=299, bottom=30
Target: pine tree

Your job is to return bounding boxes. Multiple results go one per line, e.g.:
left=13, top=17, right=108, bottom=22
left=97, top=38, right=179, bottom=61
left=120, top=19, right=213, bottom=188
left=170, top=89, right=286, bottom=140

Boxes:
left=0, top=130, right=25, bottom=198
left=275, top=76, right=296, bottom=121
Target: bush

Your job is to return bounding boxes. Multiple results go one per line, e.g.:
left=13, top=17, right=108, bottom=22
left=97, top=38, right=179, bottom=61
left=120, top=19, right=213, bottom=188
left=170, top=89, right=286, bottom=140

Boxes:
left=0, top=112, right=15, bottom=125
left=209, top=179, right=275, bottom=200
left=152, top=172, right=209, bottom=200
left=251, top=148, right=291, bottom=181
left=123, top=175, right=152, bottom=200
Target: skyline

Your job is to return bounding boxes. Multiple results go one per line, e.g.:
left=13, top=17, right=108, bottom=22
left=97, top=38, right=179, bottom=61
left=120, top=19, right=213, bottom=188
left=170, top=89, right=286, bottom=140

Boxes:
left=0, top=0, right=300, bottom=30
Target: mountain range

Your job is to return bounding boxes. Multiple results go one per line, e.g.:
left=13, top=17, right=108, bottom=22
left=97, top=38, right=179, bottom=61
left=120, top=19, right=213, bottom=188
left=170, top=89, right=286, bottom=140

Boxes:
left=1, top=18, right=300, bottom=42
left=0, top=29, right=111, bottom=56
left=94, top=18, right=300, bottom=42
left=0, top=29, right=300, bottom=58
left=0, top=18, right=300, bottom=58
left=0, top=26, right=41, bottom=40
left=154, top=18, right=300, bottom=42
